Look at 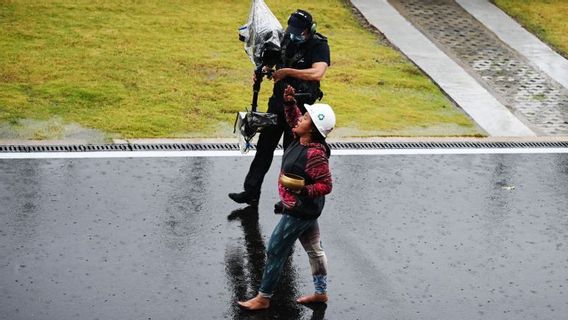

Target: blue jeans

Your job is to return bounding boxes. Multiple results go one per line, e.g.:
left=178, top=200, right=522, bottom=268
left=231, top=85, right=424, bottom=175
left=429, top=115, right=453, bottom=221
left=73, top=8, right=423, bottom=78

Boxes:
left=259, top=214, right=328, bottom=298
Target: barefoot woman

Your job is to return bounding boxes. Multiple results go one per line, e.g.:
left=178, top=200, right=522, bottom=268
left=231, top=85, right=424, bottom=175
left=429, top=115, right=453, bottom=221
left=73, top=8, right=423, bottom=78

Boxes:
left=238, top=85, right=336, bottom=310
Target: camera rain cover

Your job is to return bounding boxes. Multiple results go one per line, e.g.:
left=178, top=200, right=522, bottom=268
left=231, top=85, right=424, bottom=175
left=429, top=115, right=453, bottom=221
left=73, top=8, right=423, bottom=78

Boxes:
left=238, top=0, right=284, bottom=68
left=234, top=111, right=278, bottom=153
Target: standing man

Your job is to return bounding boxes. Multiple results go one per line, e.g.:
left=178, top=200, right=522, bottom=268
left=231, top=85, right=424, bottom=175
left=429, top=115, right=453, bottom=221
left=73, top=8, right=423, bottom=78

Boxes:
left=229, top=9, right=331, bottom=206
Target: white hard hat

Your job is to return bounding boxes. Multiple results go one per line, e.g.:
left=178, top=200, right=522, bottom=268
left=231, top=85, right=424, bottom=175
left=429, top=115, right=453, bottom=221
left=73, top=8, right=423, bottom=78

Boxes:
left=305, top=103, right=336, bottom=138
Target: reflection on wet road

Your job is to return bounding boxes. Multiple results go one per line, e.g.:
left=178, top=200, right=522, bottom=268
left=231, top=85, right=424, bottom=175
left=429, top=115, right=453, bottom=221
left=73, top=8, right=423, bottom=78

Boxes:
left=0, top=154, right=567, bottom=319
left=226, top=205, right=319, bottom=319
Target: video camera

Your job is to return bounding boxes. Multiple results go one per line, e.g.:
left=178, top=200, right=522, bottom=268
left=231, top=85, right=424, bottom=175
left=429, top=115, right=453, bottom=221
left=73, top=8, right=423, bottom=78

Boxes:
left=234, top=1, right=323, bottom=153
left=234, top=0, right=283, bottom=153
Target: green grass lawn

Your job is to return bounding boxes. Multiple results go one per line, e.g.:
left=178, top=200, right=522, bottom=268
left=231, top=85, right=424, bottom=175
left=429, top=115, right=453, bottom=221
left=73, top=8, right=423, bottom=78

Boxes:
left=0, top=0, right=483, bottom=140
left=493, top=0, right=568, bottom=58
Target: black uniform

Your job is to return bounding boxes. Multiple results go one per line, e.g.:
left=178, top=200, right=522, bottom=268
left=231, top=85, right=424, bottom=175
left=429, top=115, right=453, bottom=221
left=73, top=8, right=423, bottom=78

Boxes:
left=243, top=33, right=331, bottom=197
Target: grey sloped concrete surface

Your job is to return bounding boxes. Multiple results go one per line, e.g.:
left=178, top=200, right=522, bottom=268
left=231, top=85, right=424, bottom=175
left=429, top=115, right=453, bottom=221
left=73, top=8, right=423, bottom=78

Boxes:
left=457, top=0, right=568, bottom=90
left=389, top=0, right=568, bottom=135
left=349, top=0, right=534, bottom=137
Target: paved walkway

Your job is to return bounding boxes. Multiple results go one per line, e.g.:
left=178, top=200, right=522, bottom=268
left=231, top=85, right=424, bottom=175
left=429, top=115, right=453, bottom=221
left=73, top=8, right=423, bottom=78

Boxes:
left=351, top=0, right=568, bottom=136
left=350, top=0, right=534, bottom=137
left=457, top=0, right=568, bottom=89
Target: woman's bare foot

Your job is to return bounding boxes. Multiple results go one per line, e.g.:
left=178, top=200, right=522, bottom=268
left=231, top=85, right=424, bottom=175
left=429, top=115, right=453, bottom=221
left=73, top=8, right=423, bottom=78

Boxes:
left=296, top=293, right=328, bottom=304
left=237, top=294, right=270, bottom=310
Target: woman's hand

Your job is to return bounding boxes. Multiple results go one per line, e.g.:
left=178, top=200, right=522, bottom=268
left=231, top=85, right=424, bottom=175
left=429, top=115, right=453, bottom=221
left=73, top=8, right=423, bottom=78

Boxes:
left=285, top=186, right=305, bottom=195
left=283, top=85, right=296, bottom=104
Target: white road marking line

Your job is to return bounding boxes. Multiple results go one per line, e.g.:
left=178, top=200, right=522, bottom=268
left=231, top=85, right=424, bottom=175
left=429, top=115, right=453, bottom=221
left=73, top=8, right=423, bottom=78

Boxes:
left=0, top=148, right=567, bottom=159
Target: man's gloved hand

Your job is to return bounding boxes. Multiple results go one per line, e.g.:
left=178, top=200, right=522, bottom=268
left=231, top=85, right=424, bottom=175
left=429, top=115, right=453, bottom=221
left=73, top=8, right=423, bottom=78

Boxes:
left=252, top=66, right=274, bottom=82
left=274, top=201, right=284, bottom=214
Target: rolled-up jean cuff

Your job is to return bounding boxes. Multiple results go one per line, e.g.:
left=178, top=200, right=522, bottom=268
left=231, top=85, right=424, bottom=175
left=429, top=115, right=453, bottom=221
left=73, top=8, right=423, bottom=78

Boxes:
left=259, top=291, right=273, bottom=299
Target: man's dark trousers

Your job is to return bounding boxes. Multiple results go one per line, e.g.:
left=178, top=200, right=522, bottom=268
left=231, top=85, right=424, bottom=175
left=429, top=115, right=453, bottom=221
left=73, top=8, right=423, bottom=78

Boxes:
left=243, top=95, right=294, bottom=197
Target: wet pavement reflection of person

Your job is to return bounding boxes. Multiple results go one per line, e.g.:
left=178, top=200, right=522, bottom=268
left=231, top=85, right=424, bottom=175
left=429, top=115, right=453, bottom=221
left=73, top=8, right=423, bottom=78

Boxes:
left=225, top=206, right=327, bottom=320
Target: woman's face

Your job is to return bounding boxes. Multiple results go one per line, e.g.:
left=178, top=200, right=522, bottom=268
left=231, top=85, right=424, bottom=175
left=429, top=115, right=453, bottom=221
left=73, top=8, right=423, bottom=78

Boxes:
left=292, top=112, right=313, bottom=137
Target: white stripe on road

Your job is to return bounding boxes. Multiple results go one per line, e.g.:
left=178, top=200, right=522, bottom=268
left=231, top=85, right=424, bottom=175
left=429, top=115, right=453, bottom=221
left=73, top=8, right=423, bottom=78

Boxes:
left=0, top=148, right=567, bottom=159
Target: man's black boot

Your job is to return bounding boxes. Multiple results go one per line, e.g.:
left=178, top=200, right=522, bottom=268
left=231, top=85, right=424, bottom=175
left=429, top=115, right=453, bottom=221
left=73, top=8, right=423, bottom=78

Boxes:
left=228, top=191, right=259, bottom=206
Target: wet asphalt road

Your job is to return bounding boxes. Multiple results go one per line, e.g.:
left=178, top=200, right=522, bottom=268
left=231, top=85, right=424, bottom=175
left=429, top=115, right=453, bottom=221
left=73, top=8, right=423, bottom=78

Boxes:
left=0, top=153, right=567, bottom=320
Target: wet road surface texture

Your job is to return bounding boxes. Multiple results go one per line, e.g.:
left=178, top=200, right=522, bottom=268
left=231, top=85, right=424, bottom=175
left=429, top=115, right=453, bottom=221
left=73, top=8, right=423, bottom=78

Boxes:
left=1, top=153, right=567, bottom=320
